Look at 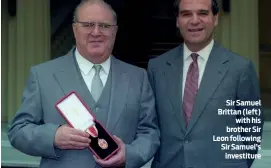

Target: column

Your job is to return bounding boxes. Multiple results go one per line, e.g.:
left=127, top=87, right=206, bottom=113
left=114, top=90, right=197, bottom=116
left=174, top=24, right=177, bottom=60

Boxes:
left=216, top=0, right=259, bottom=73
left=7, top=17, right=17, bottom=124
left=7, top=0, right=51, bottom=122
left=215, top=0, right=259, bottom=74
left=1, top=0, right=9, bottom=123
left=230, top=0, right=259, bottom=73
left=214, top=11, right=231, bottom=50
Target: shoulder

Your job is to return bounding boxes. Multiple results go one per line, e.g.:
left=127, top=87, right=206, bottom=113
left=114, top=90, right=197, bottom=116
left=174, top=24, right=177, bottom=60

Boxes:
left=218, top=44, right=253, bottom=71
left=32, top=55, right=71, bottom=71
left=113, top=57, right=147, bottom=77
left=29, top=50, right=74, bottom=76
left=148, top=45, right=182, bottom=68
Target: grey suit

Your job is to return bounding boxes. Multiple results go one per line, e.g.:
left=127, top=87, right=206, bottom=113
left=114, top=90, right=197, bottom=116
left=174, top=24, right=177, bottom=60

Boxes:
left=8, top=49, right=160, bottom=168
left=148, top=42, right=264, bottom=168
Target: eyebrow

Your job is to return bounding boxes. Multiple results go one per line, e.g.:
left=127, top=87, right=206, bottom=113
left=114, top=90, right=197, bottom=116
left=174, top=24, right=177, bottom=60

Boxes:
left=180, top=10, right=190, bottom=14
left=180, top=9, right=209, bottom=14
left=198, top=9, right=209, bottom=13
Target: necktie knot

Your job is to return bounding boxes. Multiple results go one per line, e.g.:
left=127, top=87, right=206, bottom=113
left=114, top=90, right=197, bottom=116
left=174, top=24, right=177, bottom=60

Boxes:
left=191, top=53, right=198, bottom=62
left=93, top=64, right=102, bottom=74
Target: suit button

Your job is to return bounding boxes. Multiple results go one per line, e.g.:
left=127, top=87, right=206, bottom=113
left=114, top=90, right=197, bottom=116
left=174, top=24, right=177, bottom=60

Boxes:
left=184, top=140, right=189, bottom=144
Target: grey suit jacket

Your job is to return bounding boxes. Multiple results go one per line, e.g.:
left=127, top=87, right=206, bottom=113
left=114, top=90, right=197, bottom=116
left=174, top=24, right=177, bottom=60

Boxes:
left=8, top=49, right=160, bottom=168
left=148, top=42, right=264, bottom=168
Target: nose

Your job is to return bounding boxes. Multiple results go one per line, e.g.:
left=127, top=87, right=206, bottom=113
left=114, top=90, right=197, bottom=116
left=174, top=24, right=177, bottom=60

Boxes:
left=91, top=25, right=102, bottom=36
left=191, top=14, right=200, bottom=25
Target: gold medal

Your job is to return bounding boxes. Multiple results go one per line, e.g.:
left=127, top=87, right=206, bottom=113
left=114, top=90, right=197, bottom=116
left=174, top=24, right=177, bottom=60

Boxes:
left=98, top=138, right=108, bottom=149
left=86, top=125, right=108, bottom=149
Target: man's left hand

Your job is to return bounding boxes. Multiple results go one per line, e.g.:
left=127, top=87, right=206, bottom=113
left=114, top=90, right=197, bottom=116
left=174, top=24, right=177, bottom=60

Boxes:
left=94, top=135, right=126, bottom=167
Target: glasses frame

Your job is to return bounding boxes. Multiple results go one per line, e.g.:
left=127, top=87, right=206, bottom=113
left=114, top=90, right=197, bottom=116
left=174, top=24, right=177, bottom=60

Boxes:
left=74, top=21, right=117, bottom=33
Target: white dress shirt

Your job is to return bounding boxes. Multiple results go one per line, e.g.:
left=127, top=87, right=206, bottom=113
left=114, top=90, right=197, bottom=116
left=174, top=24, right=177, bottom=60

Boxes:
left=182, top=39, right=214, bottom=99
left=75, top=48, right=111, bottom=93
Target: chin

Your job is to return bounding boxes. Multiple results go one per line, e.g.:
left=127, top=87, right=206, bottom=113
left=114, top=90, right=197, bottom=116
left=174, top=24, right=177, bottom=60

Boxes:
left=187, top=37, right=206, bottom=44
left=90, top=51, right=104, bottom=56
left=88, top=48, right=104, bottom=54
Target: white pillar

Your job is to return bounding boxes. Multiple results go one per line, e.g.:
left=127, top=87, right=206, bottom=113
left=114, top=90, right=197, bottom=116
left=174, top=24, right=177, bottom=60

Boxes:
left=7, top=0, right=51, bottom=122
left=215, top=0, right=259, bottom=74
left=1, top=0, right=9, bottom=123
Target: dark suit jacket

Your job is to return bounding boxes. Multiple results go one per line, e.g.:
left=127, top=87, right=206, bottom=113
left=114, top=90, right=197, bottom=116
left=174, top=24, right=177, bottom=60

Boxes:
left=148, top=42, right=264, bottom=168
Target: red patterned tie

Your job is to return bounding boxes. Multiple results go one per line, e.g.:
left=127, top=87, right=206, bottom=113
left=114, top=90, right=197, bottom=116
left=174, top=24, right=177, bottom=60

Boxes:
left=183, top=53, right=199, bottom=126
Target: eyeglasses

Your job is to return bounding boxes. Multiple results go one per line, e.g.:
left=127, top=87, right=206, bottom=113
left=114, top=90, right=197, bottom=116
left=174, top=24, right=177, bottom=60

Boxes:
left=75, top=21, right=117, bottom=33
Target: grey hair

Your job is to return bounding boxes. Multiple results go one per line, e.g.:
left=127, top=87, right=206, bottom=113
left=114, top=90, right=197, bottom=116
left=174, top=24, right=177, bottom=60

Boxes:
left=73, top=0, right=117, bottom=24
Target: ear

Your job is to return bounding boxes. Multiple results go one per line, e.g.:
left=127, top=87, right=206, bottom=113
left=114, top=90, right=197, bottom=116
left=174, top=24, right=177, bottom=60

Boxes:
left=176, top=18, right=179, bottom=28
left=72, top=23, right=76, bottom=31
left=113, top=26, right=118, bottom=36
left=72, top=23, right=77, bottom=38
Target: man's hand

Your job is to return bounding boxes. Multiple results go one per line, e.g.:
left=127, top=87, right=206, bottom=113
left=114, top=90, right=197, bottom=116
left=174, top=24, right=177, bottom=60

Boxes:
left=94, top=135, right=126, bottom=167
left=54, top=125, right=91, bottom=150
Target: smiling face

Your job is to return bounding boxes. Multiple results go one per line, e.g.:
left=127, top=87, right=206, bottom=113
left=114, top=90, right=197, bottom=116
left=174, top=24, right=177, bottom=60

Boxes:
left=176, top=0, right=218, bottom=51
left=72, top=2, right=118, bottom=63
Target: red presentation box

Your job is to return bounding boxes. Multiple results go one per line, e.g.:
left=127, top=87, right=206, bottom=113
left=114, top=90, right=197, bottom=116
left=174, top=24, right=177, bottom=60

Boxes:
left=55, top=91, right=120, bottom=160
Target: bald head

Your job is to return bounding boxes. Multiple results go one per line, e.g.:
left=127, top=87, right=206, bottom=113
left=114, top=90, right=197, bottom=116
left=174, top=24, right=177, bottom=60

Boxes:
left=73, top=0, right=117, bottom=24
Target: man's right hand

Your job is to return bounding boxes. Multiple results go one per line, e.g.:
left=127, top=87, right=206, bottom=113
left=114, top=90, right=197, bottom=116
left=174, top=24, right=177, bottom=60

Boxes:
left=54, top=125, right=91, bottom=150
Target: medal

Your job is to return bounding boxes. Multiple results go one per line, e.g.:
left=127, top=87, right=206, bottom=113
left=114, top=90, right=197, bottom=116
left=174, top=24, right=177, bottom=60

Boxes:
left=86, top=124, right=108, bottom=149
left=98, top=138, right=108, bottom=149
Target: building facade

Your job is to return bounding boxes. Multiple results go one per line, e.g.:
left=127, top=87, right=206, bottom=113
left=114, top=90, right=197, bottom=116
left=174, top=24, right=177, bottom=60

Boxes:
left=1, top=0, right=271, bottom=167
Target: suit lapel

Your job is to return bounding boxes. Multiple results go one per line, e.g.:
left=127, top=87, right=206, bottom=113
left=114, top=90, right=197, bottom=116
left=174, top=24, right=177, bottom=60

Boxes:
left=165, top=45, right=187, bottom=132
left=106, top=57, right=129, bottom=133
left=54, top=49, right=94, bottom=112
left=186, top=42, right=229, bottom=134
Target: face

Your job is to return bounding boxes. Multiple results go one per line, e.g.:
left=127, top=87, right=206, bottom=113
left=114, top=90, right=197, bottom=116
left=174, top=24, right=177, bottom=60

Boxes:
left=176, top=0, right=218, bottom=50
left=73, top=3, right=118, bottom=63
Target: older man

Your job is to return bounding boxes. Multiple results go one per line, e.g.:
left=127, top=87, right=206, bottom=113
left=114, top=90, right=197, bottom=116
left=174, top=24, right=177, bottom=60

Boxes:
left=8, top=0, right=160, bottom=168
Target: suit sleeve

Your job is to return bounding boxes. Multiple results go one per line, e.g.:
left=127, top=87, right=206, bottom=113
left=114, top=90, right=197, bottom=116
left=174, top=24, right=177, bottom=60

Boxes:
left=236, top=60, right=264, bottom=168
left=125, top=69, right=160, bottom=168
left=8, top=67, right=60, bottom=159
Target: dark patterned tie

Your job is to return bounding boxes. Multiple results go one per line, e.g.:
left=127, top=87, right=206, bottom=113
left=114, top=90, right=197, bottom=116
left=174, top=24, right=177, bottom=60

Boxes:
left=183, top=53, right=199, bottom=126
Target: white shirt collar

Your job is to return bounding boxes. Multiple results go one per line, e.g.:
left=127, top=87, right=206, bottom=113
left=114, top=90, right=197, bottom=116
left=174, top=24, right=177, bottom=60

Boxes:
left=75, top=48, right=111, bottom=75
left=183, top=39, right=214, bottom=61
